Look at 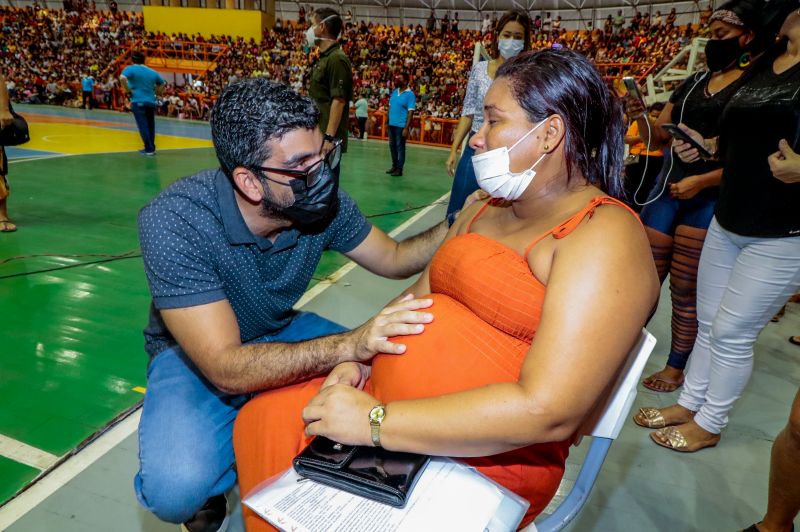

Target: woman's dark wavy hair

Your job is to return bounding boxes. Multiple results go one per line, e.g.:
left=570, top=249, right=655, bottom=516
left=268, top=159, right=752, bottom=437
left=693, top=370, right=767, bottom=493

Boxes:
left=496, top=48, right=625, bottom=197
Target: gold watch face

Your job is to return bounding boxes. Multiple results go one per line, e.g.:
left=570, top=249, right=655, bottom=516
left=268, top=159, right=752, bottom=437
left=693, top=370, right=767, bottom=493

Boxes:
left=369, top=405, right=385, bottom=424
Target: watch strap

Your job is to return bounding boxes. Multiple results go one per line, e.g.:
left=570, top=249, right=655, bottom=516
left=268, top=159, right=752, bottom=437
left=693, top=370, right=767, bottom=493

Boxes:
left=369, top=404, right=386, bottom=448
left=371, top=423, right=382, bottom=447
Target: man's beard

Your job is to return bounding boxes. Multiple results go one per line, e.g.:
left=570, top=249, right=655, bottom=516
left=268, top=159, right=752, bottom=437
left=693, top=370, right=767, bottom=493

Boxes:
left=258, top=181, right=294, bottom=224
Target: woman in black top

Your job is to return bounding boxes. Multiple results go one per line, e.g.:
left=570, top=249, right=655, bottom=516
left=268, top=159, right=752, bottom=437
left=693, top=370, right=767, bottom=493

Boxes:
left=637, top=1, right=800, bottom=452
left=626, top=0, right=760, bottom=394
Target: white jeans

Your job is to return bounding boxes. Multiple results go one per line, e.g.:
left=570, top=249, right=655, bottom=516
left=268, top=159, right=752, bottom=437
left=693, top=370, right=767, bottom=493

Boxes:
left=678, top=217, right=800, bottom=434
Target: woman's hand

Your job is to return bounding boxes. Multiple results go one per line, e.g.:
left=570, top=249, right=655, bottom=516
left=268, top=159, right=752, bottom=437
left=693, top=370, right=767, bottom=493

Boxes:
left=446, top=149, right=458, bottom=177
left=669, top=175, right=704, bottom=200
left=302, top=384, right=378, bottom=446
left=321, top=362, right=371, bottom=391
left=671, top=124, right=707, bottom=163
left=769, top=139, right=800, bottom=184
left=621, top=93, right=646, bottom=119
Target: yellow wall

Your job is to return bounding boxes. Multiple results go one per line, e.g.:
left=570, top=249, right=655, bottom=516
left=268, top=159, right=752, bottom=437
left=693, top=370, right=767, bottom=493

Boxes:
left=143, top=6, right=274, bottom=43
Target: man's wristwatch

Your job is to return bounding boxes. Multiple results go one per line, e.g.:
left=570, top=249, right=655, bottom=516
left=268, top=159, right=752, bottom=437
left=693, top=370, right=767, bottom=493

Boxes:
left=323, top=133, right=337, bottom=143
left=368, top=404, right=386, bottom=447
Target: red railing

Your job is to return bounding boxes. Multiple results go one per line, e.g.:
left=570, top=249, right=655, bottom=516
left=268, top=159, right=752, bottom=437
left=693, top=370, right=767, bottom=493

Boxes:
left=353, top=111, right=458, bottom=148
left=84, top=44, right=658, bottom=146
left=139, top=39, right=230, bottom=74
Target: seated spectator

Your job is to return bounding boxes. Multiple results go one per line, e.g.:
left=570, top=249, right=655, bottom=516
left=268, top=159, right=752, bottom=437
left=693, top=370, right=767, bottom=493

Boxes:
left=233, top=49, right=659, bottom=530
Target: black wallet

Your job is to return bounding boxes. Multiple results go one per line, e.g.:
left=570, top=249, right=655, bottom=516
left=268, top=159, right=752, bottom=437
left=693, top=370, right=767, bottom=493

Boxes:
left=292, top=436, right=430, bottom=508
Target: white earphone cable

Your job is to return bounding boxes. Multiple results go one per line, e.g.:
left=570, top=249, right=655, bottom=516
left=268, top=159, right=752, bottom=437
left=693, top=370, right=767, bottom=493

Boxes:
left=632, top=71, right=708, bottom=207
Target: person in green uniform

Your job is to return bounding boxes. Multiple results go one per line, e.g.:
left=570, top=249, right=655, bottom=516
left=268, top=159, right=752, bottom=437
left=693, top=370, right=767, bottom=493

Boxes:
left=306, top=8, right=353, bottom=179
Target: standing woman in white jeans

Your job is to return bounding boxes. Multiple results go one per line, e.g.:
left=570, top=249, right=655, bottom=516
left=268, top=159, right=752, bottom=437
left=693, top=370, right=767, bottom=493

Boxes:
left=635, top=0, right=800, bottom=452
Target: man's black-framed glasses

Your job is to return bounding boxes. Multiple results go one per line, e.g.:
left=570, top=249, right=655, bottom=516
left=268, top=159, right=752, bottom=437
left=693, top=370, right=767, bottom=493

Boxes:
left=251, top=139, right=342, bottom=188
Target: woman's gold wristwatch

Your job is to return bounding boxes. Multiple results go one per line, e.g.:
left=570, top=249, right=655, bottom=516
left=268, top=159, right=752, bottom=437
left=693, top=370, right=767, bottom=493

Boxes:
left=369, top=404, right=386, bottom=447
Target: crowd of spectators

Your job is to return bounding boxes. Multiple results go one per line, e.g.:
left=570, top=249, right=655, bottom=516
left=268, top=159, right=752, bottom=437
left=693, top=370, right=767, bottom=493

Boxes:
left=1, top=4, right=711, bottom=123
left=0, top=5, right=142, bottom=108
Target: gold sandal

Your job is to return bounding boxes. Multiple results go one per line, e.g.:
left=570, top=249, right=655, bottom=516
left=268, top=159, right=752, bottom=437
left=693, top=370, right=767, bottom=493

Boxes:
left=633, top=407, right=666, bottom=428
left=650, top=426, right=720, bottom=453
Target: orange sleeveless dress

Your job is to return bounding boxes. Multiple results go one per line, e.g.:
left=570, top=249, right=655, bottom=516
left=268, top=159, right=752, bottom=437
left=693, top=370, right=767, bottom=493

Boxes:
left=233, top=197, right=638, bottom=532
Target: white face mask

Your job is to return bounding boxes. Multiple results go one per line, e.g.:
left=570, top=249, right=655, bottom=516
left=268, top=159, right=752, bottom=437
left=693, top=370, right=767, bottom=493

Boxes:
left=471, top=118, right=548, bottom=200
left=305, top=15, right=337, bottom=47
left=498, top=38, right=525, bottom=59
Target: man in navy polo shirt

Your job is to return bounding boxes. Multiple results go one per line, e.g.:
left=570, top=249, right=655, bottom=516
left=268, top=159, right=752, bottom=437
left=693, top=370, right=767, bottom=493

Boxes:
left=135, top=78, right=447, bottom=531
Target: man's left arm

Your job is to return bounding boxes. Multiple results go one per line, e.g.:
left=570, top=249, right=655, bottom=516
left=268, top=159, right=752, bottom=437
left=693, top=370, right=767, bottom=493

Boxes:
left=325, top=57, right=351, bottom=150
left=155, top=74, right=166, bottom=97
left=402, top=92, right=415, bottom=138
left=328, top=98, right=346, bottom=135
left=345, top=221, right=448, bottom=280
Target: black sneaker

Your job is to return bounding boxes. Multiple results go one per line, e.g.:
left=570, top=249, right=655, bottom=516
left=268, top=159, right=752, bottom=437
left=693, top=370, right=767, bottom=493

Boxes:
left=180, top=494, right=229, bottom=532
left=389, top=168, right=403, bottom=176
left=385, top=167, right=396, bottom=174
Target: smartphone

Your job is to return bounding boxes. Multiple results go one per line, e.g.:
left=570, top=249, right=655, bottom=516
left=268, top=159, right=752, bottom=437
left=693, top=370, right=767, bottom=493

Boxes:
left=661, top=123, right=714, bottom=159
left=622, top=76, right=645, bottom=103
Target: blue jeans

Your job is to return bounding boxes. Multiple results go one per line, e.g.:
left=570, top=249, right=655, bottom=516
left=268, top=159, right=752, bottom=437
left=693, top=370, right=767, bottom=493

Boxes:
left=640, top=189, right=717, bottom=235
left=134, top=312, right=347, bottom=523
left=641, top=188, right=717, bottom=370
left=132, top=101, right=156, bottom=153
left=388, top=125, right=406, bottom=170
left=446, top=134, right=477, bottom=216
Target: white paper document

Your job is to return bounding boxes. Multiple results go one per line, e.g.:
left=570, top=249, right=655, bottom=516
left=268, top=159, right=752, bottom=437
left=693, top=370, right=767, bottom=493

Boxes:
left=243, top=458, right=527, bottom=532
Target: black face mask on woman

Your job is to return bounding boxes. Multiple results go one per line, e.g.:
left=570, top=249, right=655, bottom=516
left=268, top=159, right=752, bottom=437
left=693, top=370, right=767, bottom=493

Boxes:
left=704, top=35, right=745, bottom=72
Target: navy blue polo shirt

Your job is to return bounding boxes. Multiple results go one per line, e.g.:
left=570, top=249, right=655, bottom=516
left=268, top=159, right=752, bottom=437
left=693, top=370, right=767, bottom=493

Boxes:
left=138, top=169, right=372, bottom=359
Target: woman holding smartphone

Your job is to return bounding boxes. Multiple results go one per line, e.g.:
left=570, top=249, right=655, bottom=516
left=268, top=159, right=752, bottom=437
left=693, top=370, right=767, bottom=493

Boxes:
left=624, top=0, right=761, bottom=394
left=636, top=0, right=800, bottom=452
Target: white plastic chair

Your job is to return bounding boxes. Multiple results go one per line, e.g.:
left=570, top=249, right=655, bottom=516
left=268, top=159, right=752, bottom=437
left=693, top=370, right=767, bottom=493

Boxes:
left=523, top=329, right=657, bottom=532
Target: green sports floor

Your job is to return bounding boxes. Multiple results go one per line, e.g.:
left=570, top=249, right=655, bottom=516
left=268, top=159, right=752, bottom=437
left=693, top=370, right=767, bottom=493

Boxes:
left=0, top=105, right=451, bottom=505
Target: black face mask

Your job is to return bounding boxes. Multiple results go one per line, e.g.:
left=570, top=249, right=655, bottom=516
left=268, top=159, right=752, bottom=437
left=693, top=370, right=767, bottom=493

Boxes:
left=705, top=36, right=745, bottom=72
left=279, top=162, right=340, bottom=228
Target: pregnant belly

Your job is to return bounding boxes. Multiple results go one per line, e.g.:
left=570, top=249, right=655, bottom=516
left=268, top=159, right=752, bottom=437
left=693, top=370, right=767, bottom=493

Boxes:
left=370, top=293, right=531, bottom=403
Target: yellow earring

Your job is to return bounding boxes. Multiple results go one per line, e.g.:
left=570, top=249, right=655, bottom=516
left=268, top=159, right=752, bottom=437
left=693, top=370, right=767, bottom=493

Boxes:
left=544, top=144, right=549, bottom=150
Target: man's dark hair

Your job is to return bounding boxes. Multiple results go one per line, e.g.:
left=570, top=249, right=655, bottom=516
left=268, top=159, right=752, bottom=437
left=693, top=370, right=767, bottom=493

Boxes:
left=131, top=51, right=145, bottom=64
left=314, top=8, right=343, bottom=39
left=210, top=78, right=320, bottom=179
left=497, top=49, right=625, bottom=198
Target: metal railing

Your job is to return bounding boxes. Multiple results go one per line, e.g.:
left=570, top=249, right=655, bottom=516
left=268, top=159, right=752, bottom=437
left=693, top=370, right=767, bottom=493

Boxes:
left=353, top=111, right=458, bottom=148
left=595, top=61, right=658, bottom=83
left=138, top=39, right=230, bottom=74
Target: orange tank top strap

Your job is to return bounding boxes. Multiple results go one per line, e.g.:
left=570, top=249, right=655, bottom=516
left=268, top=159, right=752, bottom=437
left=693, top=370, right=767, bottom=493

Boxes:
left=523, top=196, right=641, bottom=259
left=465, top=198, right=504, bottom=233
